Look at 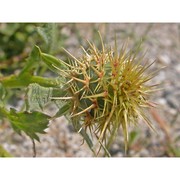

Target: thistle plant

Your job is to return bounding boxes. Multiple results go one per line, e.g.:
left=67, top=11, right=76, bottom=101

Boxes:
left=41, top=33, right=158, bottom=155
left=0, top=24, right=160, bottom=157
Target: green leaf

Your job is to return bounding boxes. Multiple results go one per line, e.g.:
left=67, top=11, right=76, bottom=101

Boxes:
left=37, top=23, right=58, bottom=53
left=0, top=83, right=6, bottom=101
left=70, top=117, right=94, bottom=153
left=26, top=83, right=53, bottom=111
left=168, top=145, right=180, bottom=157
left=54, top=102, right=71, bottom=118
left=19, top=45, right=41, bottom=76
left=128, top=130, right=139, bottom=146
left=77, top=125, right=95, bottom=153
left=0, top=106, right=9, bottom=119
left=40, top=52, right=66, bottom=75
left=52, top=87, right=68, bottom=97
left=9, top=108, right=50, bottom=141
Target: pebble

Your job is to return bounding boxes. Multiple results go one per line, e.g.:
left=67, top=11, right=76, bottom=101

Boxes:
left=156, top=98, right=167, bottom=106
left=140, top=149, right=149, bottom=157
left=156, top=71, right=166, bottom=82
left=168, top=108, right=178, bottom=116
left=166, top=93, right=180, bottom=109
left=174, top=64, right=180, bottom=73
left=115, top=152, right=124, bottom=157
left=158, top=54, right=171, bottom=65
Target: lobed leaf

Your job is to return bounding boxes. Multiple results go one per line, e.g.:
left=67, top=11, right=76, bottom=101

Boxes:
left=9, top=108, right=50, bottom=141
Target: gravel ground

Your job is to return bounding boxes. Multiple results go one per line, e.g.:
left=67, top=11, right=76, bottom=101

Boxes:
left=0, top=23, right=180, bottom=157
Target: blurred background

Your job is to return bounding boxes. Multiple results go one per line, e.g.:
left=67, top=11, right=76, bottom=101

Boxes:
left=0, top=23, right=180, bottom=157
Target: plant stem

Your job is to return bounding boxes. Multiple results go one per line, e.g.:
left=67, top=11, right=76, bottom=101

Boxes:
left=0, top=74, right=59, bottom=88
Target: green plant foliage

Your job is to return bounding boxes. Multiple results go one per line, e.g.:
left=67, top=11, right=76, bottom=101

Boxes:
left=70, top=116, right=95, bottom=154
left=0, top=23, right=68, bottom=75
left=37, top=24, right=58, bottom=54
left=26, top=83, right=53, bottom=111
left=0, top=23, right=35, bottom=61
left=0, top=46, right=60, bottom=89
left=0, top=23, right=70, bottom=156
left=0, top=83, right=6, bottom=101
left=9, top=108, right=50, bottom=141
left=40, top=48, right=66, bottom=75
left=128, top=130, right=140, bottom=147
left=54, top=102, right=71, bottom=118
left=19, top=45, right=41, bottom=76
left=0, top=23, right=40, bottom=75
left=0, top=145, right=13, bottom=157
left=0, top=107, right=8, bottom=119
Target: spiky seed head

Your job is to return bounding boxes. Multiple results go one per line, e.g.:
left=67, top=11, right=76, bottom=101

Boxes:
left=53, top=35, right=158, bottom=154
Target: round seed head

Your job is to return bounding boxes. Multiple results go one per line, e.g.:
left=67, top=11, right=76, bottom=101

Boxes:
left=54, top=35, right=158, bottom=154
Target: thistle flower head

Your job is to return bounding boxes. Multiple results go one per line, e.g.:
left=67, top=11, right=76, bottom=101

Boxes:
left=53, top=34, right=158, bottom=154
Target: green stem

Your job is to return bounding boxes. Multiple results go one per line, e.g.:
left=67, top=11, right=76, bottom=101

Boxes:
left=0, top=74, right=60, bottom=89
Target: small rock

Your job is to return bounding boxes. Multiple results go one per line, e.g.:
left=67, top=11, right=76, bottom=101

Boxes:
left=158, top=54, right=171, bottom=65
left=157, top=98, right=167, bottom=106
left=174, top=64, right=180, bottom=73
left=166, top=93, right=180, bottom=109
left=140, top=149, right=149, bottom=157
left=168, top=108, right=178, bottom=115
left=155, top=71, right=166, bottom=82
left=115, top=152, right=123, bottom=157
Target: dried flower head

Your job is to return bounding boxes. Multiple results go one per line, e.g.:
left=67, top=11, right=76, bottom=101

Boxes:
left=52, top=33, right=158, bottom=154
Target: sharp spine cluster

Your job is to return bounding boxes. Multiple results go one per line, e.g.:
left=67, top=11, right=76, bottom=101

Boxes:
left=52, top=35, right=157, bottom=153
